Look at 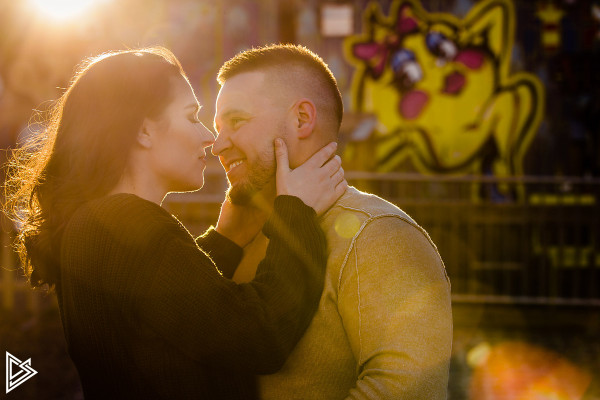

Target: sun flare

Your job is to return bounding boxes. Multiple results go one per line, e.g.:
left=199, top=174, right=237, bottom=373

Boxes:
left=28, top=0, right=108, bottom=20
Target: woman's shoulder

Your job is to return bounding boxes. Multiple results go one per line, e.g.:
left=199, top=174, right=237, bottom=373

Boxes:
left=74, top=192, right=169, bottom=221
left=66, top=193, right=181, bottom=243
left=91, top=193, right=167, bottom=214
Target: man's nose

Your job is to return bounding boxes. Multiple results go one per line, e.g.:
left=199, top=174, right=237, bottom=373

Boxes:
left=211, top=130, right=230, bottom=156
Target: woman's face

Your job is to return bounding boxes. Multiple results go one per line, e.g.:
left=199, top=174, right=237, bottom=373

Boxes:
left=148, top=76, right=215, bottom=194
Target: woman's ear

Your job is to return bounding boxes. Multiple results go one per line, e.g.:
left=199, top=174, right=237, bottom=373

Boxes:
left=294, top=99, right=317, bottom=139
left=136, top=118, right=155, bottom=149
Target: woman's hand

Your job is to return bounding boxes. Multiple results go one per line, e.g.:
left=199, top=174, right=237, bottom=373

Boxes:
left=216, top=199, right=269, bottom=248
left=275, top=139, right=347, bottom=215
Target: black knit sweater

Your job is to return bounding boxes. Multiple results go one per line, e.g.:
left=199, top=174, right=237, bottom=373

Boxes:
left=56, top=194, right=326, bottom=399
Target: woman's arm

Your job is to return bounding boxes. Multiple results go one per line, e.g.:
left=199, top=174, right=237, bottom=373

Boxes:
left=136, top=195, right=325, bottom=373
left=136, top=140, right=345, bottom=372
left=195, top=227, right=243, bottom=279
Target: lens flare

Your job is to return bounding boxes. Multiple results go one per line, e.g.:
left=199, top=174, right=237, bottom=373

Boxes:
left=334, top=212, right=362, bottom=239
left=28, top=0, right=107, bottom=20
left=469, top=341, right=592, bottom=400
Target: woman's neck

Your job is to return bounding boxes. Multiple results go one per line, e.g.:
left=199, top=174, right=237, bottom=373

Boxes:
left=109, top=174, right=166, bottom=205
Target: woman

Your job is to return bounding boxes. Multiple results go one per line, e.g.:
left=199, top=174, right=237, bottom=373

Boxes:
left=4, top=47, right=346, bottom=399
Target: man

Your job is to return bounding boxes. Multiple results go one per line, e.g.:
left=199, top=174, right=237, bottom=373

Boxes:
left=212, top=44, right=453, bottom=399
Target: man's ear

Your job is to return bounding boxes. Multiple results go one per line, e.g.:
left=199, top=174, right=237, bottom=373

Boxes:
left=137, top=118, right=155, bottom=149
left=293, top=99, right=317, bottom=139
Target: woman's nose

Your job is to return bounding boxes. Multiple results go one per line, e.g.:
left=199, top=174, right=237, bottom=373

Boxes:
left=200, top=123, right=216, bottom=147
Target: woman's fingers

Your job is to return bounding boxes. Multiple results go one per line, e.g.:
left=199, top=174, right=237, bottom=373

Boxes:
left=274, top=138, right=290, bottom=174
left=322, top=155, right=342, bottom=177
left=274, top=139, right=346, bottom=215
left=332, top=168, right=344, bottom=185
left=305, top=141, right=337, bottom=168
left=335, top=179, right=348, bottom=197
left=275, top=138, right=293, bottom=196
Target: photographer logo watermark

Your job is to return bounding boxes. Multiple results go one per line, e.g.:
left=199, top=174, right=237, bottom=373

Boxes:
left=5, top=352, right=37, bottom=393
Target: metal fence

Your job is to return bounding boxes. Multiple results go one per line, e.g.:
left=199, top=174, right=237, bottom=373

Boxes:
left=345, top=172, right=600, bottom=306
left=1, top=173, right=599, bottom=316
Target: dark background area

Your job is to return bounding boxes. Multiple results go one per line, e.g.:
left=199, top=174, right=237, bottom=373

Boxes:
left=1, top=0, right=599, bottom=398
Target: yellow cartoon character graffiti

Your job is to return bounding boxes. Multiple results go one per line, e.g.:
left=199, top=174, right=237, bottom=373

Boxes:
left=345, top=0, right=544, bottom=198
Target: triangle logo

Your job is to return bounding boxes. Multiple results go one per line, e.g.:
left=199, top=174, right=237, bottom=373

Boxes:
left=5, top=352, right=38, bottom=393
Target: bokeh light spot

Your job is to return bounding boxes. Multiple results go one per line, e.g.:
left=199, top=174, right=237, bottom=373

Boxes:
left=469, top=341, right=592, bottom=400
left=467, top=341, right=491, bottom=367
left=334, top=212, right=362, bottom=239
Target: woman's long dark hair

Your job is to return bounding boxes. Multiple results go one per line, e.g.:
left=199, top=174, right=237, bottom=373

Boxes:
left=4, top=47, right=187, bottom=288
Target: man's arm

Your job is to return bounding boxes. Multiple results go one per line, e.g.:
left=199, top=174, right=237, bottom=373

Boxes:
left=338, top=216, right=453, bottom=400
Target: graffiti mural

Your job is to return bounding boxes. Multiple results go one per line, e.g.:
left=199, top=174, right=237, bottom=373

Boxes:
left=536, top=1, right=566, bottom=54
left=344, top=0, right=545, bottom=192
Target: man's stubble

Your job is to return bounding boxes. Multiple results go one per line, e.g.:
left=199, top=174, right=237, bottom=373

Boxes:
left=225, top=121, right=290, bottom=206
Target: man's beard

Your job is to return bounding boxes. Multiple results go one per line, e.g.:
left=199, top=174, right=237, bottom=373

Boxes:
left=226, top=152, right=275, bottom=205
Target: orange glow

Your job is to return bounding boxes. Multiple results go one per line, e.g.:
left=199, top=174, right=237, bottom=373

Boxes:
left=469, top=341, right=592, bottom=400
left=27, top=0, right=108, bottom=20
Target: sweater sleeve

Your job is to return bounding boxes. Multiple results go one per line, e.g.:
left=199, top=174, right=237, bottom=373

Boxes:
left=195, top=227, right=243, bottom=279
left=136, top=195, right=326, bottom=373
left=338, top=217, right=453, bottom=400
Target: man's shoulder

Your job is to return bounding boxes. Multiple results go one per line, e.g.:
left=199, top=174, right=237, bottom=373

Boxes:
left=319, top=186, right=426, bottom=247
left=320, top=188, right=448, bottom=284
left=325, top=186, right=416, bottom=224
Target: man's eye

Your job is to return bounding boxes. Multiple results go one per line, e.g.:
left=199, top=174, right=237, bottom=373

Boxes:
left=231, top=118, right=244, bottom=127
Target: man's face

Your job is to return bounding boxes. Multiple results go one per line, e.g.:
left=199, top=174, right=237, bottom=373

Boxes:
left=213, top=71, right=289, bottom=204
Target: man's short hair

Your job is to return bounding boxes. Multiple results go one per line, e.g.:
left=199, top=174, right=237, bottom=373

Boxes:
left=218, top=44, right=343, bottom=135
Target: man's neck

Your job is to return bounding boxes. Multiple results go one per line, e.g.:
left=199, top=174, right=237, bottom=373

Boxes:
left=248, top=182, right=277, bottom=215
